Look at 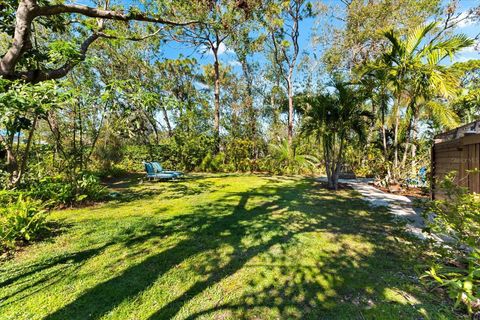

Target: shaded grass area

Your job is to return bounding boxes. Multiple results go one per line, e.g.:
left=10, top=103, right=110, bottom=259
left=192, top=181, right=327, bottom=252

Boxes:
left=0, top=174, right=455, bottom=319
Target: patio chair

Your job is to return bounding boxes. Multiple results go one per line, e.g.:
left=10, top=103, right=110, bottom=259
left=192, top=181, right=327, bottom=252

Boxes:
left=151, top=162, right=183, bottom=178
left=143, top=162, right=176, bottom=181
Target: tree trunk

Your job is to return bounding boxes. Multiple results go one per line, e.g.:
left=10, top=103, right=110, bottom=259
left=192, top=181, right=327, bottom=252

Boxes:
left=241, top=59, right=256, bottom=160
left=287, top=76, right=294, bottom=147
left=332, top=135, right=345, bottom=191
left=10, top=115, right=38, bottom=187
left=411, top=114, right=419, bottom=175
left=161, top=107, right=173, bottom=138
left=3, top=132, right=19, bottom=184
left=213, top=47, right=221, bottom=152
left=392, top=98, right=401, bottom=182
left=400, top=106, right=417, bottom=178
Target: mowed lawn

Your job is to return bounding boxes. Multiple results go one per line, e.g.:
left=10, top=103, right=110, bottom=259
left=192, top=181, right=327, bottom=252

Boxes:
left=0, top=174, right=454, bottom=319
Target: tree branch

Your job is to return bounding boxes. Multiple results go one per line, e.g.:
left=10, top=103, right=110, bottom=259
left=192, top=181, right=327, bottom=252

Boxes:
left=37, top=4, right=196, bottom=26
left=0, top=0, right=197, bottom=82
left=14, top=32, right=99, bottom=83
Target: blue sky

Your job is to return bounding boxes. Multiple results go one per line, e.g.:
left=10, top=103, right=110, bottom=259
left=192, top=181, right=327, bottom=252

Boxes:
left=73, top=0, right=480, bottom=73
left=157, top=0, right=479, bottom=73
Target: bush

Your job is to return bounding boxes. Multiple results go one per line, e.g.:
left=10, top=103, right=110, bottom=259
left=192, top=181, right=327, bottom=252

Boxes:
left=427, top=174, right=480, bottom=248
left=0, top=189, right=23, bottom=205
left=0, top=195, right=48, bottom=251
left=422, top=172, right=480, bottom=315
left=265, top=140, right=319, bottom=175
left=95, top=165, right=129, bottom=179
left=28, top=173, right=108, bottom=206
left=199, top=152, right=226, bottom=172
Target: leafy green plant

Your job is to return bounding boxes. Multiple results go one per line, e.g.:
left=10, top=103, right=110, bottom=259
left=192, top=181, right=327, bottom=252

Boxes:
left=263, top=140, right=318, bottom=175
left=199, top=152, right=226, bottom=172
left=422, top=172, right=480, bottom=314
left=423, top=251, right=480, bottom=314
left=427, top=172, right=480, bottom=248
left=28, top=173, right=107, bottom=206
left=0, top=189, right=23, bottom=205
left=0, top=195, right=48, bottom=251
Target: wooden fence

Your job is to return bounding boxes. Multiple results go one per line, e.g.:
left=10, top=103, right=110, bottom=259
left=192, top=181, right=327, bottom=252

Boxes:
left=432, top=133, right=480, bottom=198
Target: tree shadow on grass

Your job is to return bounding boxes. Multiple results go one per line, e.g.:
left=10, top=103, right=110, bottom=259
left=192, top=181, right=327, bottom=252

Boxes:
left=0, top=244, right=110, bottom=307
left=107, top=178, right=219, bottom=204
left=3, top=177, right=447, bottom=319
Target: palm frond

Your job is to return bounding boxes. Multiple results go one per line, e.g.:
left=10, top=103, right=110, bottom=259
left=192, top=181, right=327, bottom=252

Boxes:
left=406, top=22, right=437, bottom=56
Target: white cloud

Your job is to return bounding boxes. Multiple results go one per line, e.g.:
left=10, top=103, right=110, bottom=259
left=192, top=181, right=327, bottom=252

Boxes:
left=452, top=52, right=479, bottom=63
left=195, top=82, right=210, bottom=90
left=454, top=11, right=477, bottom=28
left=227, top=60, right=242, bottom=67
left=204, top=42, right=234, bottom=56
left=461, top=41, right=480, bottom=53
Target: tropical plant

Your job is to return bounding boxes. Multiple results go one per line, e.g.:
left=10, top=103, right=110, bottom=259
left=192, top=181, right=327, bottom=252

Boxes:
left=362, top=22, right=473, bottom=183
left=267, top=139, right=318, bottom=175
left=422, top=172, right=480, bottom=314
left=28, top=173, right=107, bottom=206
left=0, top=195, right=48, bottom=251
left=301, top=79, right=372, bottom=189
left=423, top=251, right=480, bottom=315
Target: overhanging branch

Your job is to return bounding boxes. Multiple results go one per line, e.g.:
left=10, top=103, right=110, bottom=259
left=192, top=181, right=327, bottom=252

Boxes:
left=0, top=0, right=197, bottom=82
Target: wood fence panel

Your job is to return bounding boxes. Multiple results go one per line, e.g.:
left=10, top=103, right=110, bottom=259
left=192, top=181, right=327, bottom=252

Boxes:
left=432, top=134, right=480, bottom=198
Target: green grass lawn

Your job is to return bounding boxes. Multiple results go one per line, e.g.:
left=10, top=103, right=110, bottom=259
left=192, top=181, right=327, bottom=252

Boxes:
left=0, top=174, right=455, bottom=319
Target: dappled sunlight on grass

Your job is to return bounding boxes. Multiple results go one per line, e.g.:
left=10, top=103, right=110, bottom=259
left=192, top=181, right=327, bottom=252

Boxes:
left=0, top=174, right=455, bottom=319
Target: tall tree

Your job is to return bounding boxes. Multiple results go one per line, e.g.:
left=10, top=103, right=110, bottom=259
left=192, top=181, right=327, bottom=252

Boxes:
left=168, top=0, right=265, bottom=151
left=318, top=0, right=441, bottom=72
left=268, top=0, right=312, bottom=146
left=363, top=22, right=473, bottom=182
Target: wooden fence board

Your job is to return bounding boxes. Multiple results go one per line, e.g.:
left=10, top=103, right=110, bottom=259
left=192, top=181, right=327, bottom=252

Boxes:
left=432, top=134, right=480, bottom=197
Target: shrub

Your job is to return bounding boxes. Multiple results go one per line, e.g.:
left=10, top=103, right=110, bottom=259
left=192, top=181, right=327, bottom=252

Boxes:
left=199, top=152, right=226, bottom=172
left=28, top=173, right=108, bottom=206
left=0, top=189, right=23, bottom=205
left=266, top=140, right=319, bottom=175
left=95, top=165, right=129, bottom=179
left=424, top=252, right=480, bottom=314
left=422, top=172, right=480, bottom=315
left=427, top=173, right=480, bottom=248
left=0, top=195, right=48, bottom=251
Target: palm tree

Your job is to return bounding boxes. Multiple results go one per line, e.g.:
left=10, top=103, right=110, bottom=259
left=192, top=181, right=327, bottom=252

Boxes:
left=301, top=80, right=372, bottom=190
left=268, top=139, right=319, bottom=175
left=363, top=22, right=473, bottom=182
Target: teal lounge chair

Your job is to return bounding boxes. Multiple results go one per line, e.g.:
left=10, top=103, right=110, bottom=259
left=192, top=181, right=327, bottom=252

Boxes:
left=151, top=162, right=183, bottom=178
left=144, top=162, right=176, bottom=181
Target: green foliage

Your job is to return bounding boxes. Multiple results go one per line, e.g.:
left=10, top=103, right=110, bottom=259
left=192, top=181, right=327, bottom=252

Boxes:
left=423, top=172, right=480, bottom=314
left=427, top=173, right=480, bottom=248
left=320, top=0, right=441, bottom=71
left=301, top=79, right=372, bottom=188
left=265, top=140, right=318, bottom=175
left=358, top=21, right=473, bottom=184
left=0, top=189, right=23, bottom=205
left=224, top=138, right=255, bottom=172
left=0, top=195, right=48, bottom=251
left=424, top=251, right=480, bottom=315
left=0, top=79, right=66, bottom=133
left=200, top=152, right=226, bottom=172
left=28, top=173, right=108, bottom=206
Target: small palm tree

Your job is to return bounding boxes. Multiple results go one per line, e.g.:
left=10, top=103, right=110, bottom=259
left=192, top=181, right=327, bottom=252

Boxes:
left=268, top=139, right=319, bottom=175
left=301, top=80, right=372, bottom=190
